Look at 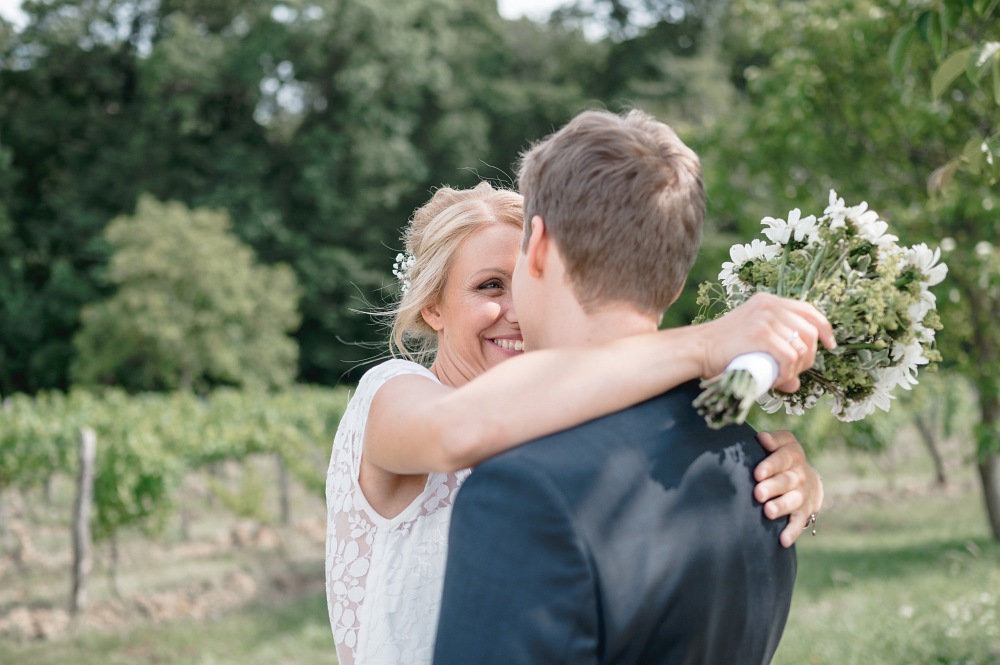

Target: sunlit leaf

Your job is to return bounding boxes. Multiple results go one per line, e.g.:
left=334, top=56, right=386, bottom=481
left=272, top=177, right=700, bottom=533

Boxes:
left=931, top=47, right=973, bottom=98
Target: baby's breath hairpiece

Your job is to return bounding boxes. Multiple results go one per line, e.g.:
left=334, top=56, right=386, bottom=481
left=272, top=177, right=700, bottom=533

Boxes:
left=392, top=252, right=416, bottom=294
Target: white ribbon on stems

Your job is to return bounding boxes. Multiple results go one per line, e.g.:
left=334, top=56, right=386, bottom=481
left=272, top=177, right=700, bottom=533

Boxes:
left=723, top=352, right=780, bottom=399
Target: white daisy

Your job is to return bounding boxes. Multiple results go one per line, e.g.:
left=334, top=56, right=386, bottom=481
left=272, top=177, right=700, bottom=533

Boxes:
left=761, top=214, right=793, bottom=244
left=734, top=238, right=782, bottom=263
left=878, top=361, right=917, bottom=392
left=790, top=210, right=820, bottom=245
left=906, top=243, right=948, bottom=287
left=758, top=393, right=786, bottom=414
left=856, top=216, right=898, bottom=248
left=824, top=190, right=850, bottom=229
left=845, top=199, right=880, bottom=230
left=836, top=383, right=893, bottom=421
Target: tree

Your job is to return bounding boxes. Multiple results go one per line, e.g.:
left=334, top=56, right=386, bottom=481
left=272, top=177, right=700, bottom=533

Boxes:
left=705, top=0, right=1000, bottom=539
left=258, top=0, right=599, bottom=381
left=890, top=0, right=1000, bottom=188
left=2, top=0, right=744, bottom=388
left=72, top=195, right=300, bottom=392
left=889, top=0, right=1000, bottom=540
left=0, top=0, right=603, bottom=387
left=888, top=0, right=1000, bottom=498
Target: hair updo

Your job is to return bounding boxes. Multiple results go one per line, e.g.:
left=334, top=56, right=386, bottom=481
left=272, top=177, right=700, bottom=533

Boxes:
left=390, top=181, right=524, bottom=364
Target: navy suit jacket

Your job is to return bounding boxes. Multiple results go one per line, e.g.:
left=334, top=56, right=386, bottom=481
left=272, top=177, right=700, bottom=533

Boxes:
left=432, top=381, right=796, bottom=665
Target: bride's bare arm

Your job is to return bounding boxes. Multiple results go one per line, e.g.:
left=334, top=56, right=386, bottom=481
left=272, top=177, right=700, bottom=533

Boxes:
left=364, top=293, right=835, bottom=474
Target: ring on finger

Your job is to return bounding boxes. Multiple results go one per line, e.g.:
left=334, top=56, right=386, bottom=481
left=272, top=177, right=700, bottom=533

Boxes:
left=804, top=512, right=818, bottom=536
left=786, top=330, right=800, bottom=345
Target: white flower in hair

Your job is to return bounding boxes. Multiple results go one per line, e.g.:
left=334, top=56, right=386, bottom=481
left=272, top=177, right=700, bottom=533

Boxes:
left=392, top=252, right=416, bottom=294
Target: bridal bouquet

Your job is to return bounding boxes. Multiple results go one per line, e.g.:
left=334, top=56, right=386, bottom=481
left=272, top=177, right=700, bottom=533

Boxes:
left=693, top=191, right=947, bottom=429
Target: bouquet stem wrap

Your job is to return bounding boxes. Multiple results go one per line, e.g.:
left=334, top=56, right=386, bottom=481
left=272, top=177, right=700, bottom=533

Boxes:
left=693, top=353, right=778, bottom=429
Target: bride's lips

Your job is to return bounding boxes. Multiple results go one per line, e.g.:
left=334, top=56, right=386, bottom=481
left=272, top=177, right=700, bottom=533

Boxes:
left=489, top=336, right=525, bottom=353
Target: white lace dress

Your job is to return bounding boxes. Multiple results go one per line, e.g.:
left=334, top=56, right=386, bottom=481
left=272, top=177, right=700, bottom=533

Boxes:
left=325, top=359, right=471, bottom=665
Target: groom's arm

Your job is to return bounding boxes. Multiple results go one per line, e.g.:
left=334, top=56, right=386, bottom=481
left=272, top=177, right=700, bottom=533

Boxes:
left=432, top=455, right=599, bottom=665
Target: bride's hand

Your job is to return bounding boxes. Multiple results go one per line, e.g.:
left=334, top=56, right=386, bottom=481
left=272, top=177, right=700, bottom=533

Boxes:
left=699, top=293, right=836, bottom=393
left=753, top=430, right=823, bottom=548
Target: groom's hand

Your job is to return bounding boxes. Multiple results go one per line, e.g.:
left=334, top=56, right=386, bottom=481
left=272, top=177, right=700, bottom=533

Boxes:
left=701, top=293, right=836, bottom=392
left=754, top=430, right=824, bottom=548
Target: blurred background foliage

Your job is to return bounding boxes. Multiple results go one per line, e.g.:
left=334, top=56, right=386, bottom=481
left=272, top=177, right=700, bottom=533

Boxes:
left=1, top=0, right=999, bottom=536
left=0, top=0, right=733, bottom=391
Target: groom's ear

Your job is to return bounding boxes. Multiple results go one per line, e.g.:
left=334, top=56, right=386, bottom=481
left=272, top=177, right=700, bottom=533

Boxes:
left=525, top=215, right=549, bottom=278
left=656, top=287, right=683, bottom=322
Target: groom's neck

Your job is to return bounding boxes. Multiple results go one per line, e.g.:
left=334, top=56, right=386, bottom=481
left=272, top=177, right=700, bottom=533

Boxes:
left=538, top=301, right=661, bottom=350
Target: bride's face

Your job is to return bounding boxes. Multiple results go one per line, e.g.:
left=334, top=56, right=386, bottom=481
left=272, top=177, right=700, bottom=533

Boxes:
left=422, top=224, right=525, bottom=379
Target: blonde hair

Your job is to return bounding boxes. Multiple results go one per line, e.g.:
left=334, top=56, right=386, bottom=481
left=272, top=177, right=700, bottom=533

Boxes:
left=517, top=108, right=705, bottom=316
left=390, top=182, right=524, bottom=364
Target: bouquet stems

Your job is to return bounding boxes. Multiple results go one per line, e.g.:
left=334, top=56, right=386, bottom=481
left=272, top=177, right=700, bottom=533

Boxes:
left=693, top=369, right=760, bottom=429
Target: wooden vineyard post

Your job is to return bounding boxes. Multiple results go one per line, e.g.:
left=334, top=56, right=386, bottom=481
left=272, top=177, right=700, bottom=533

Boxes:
left=0, top=478, right=9, bottom=556
left=70, top=427, right=96, bottom=615
left=278, top=454, right=291, bottom=526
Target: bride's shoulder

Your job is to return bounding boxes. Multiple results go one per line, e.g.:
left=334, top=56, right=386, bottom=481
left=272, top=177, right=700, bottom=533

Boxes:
left=358, top=358, right=438, bottom=389
left=336, top=359, right=438, bottom=441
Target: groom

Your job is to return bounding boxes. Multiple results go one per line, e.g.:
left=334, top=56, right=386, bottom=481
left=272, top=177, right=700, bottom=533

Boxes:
left=432, top=109, right=806, bottom=664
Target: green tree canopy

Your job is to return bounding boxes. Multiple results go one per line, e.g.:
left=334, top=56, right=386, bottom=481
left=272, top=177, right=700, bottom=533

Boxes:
left=890, top=0, right=1000, bottom=188
left=71, top=195, right=300, bottom=393
left=701, top=0, right=1000, bottom=538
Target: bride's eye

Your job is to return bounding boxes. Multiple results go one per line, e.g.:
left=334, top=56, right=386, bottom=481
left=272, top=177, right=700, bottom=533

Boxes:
left=478, top=279, right=504, bottom=291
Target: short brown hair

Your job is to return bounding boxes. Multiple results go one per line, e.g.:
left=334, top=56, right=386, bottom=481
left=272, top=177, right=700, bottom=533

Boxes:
left=517, top=109, right=705, bottom=315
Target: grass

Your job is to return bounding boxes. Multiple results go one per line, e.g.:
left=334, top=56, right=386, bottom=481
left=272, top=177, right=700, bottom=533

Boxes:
left=0, top=592, right=336, bottom=665
left=774, top=485, right=1000, bottom=665
left=2, top=447, right=998, bottom=665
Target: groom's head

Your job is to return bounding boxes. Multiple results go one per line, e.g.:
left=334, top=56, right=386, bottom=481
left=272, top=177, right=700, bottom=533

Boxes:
left=512, top=109, right=705, bottom=343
